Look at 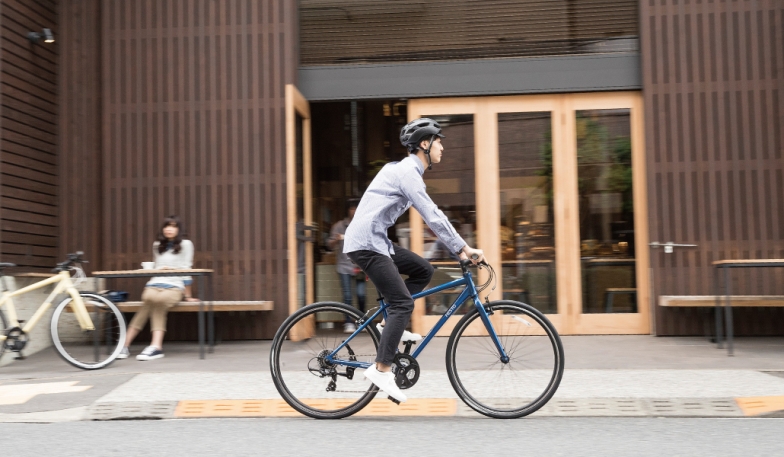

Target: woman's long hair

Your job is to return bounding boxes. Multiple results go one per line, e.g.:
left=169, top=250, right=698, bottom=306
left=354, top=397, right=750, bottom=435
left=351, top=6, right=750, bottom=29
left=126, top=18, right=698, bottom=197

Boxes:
left=157, top=215, right=186, bottom=254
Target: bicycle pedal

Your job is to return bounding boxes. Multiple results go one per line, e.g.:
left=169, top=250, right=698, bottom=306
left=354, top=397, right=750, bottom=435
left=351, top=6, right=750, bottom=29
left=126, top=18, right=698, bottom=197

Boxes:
left=387, top=396, right=400, bottom=405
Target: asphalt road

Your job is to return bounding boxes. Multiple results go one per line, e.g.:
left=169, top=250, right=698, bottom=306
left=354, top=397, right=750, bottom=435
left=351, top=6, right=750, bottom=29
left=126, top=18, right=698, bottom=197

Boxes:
left=4, top=417, right=782, bottom=457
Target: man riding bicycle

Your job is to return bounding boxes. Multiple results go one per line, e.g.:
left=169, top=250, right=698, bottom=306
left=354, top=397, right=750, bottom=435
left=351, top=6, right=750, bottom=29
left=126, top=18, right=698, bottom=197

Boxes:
left=344, top=118, right=485, bottom=403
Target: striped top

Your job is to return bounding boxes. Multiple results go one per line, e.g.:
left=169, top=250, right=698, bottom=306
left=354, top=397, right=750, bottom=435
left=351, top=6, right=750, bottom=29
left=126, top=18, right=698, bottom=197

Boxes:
left=344, top=155, right=466, bottom=257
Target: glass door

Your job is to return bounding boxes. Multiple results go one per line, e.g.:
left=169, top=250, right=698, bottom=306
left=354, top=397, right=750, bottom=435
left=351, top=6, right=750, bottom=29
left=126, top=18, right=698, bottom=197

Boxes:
left=286, top=85, right=313, bottom=340
left=409, top=92, right=649, bottom=336
left=569, top=93, right=649, bottom=334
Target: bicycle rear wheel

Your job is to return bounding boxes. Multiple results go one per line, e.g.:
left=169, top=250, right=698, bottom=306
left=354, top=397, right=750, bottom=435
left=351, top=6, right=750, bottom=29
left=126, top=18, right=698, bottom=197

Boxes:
left=51, top=293, right=126, bottom=370
left=270, top=302, right=380, bottom=419
left=446, top=300, right=564, bottom=419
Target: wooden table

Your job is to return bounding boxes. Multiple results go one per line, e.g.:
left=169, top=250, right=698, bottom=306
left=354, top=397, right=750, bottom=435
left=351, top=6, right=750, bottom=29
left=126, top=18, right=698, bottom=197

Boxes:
left=91, top=269, right=214, bottom=359
left=713, top=259, right=784, bottom=356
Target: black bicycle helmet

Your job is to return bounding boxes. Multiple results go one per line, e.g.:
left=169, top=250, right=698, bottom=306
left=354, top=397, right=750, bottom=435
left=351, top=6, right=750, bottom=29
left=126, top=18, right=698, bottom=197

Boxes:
left=400, top=118, right=444, bottom=153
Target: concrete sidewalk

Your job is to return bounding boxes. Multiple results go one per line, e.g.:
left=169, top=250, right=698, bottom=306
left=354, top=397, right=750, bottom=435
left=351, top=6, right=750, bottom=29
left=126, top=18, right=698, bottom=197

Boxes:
left=1, top=336, right=783, bottom=422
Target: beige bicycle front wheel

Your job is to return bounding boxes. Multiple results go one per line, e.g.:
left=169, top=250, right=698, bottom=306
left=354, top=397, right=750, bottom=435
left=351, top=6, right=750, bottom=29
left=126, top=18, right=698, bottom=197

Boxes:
left=51, top=293, right=126, bottom=370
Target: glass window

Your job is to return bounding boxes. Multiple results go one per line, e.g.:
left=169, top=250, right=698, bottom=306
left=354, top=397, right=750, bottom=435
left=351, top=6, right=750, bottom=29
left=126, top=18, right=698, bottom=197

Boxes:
left=421, top=114, right=476, bottom=315
left=576, top=109, right=636, bottom=314
left=498, top=112, right=556, bottom=314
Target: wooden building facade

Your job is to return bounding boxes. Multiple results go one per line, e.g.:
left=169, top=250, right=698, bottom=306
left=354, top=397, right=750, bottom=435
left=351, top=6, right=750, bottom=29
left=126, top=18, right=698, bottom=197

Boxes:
left=0, top=0, right=780, bottom=339
left=641, top=0, right=784, bottom=335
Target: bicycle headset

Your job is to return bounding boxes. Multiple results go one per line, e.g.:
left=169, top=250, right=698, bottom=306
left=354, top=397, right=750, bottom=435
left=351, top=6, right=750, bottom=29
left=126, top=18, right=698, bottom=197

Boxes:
left=399, top=118, right=444, bottom=171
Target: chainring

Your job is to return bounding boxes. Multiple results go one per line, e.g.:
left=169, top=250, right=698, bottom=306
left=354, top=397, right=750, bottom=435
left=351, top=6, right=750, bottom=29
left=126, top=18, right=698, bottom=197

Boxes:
left=3, top=327, right=27, bottom=352
left=391, top=353, right=420, bottom=389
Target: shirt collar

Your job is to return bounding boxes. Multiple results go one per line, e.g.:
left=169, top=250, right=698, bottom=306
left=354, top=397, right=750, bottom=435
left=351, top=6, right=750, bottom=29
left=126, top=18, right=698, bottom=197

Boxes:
left=406, top=154, right=425, bottom=176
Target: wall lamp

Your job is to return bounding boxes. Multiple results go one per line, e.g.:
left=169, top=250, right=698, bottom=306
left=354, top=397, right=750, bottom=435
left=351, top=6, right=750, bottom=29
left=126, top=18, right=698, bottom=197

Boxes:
left=27, top=28, right=55, bottom=44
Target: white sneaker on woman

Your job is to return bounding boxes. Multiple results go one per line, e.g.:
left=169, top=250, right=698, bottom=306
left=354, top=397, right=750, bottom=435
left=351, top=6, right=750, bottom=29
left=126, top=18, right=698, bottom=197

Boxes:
left=363, top=364, right=407, bottom=403
left=136, top=345, right=164, bottom=361
left=376, top=324, right=422, bottom=342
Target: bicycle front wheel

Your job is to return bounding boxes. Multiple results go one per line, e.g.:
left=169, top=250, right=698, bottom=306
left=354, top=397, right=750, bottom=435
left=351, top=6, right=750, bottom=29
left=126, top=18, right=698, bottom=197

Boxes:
left=51, top=293, right=126, bottom=370
left=446, top=300, right=564, bottom=419
left=270, top=302, right=380, bottom=419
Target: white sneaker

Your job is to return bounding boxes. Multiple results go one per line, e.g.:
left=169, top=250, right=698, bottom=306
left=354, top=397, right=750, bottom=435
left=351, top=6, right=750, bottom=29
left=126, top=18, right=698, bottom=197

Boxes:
left=343, top=323, right=357, bottom=334
left=376, top=324, right=422, bottom=342
left=116, top=347, right=130, bottom=359
left=136, top=345, right=164, bottom=361
left=364, top=364, right=407, bottom=403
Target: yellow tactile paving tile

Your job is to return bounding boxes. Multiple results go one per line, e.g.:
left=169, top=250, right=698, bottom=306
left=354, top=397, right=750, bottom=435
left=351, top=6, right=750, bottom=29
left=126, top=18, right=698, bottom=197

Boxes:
left=174, top=398, right=457, bottom=418
left=734, top=396, right=784, bottom=416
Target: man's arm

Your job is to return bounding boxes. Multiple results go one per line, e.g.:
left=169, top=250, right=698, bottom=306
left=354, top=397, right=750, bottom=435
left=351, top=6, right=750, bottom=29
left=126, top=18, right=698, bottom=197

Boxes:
left=399, top=175, right=484, bottom=264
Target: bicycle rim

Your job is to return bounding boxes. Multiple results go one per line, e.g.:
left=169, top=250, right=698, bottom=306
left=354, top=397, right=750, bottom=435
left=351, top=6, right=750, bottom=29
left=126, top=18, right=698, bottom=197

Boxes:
left=0, top=308, right=7, bottom=359
left=270, top=302, right=380, bottom=419
left=446, top=300, right=564, bottom=418
left=51, top=293, right=126, bottom=370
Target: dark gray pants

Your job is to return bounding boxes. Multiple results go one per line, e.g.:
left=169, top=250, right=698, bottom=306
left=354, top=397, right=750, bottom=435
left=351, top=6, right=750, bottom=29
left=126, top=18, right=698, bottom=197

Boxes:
left=347, top=246, right=434, bottom=365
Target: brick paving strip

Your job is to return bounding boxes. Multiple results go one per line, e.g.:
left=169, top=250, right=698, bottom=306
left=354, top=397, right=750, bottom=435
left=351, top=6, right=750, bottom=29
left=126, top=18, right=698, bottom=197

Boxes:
left=79, top=396, right=784, bottom=420
left=73, top=370, right=784, bottom=420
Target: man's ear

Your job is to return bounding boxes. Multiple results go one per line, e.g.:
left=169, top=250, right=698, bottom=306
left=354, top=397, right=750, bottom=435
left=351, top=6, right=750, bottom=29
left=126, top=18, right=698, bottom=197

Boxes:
left=419, top=139, right=430, bottom=150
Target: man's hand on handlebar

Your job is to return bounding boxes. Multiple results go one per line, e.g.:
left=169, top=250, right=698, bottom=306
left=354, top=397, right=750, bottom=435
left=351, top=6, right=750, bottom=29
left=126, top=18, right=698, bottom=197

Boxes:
left=459, top=246, right=485, bottom=265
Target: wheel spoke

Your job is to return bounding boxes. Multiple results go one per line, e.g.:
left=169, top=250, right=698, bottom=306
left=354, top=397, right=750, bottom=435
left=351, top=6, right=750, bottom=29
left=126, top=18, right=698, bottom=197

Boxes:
left=447, top=301, right=563, bottom=418
left=271, top=303, right=379, bottom=419
left=52, top=294, right=126, bottom=370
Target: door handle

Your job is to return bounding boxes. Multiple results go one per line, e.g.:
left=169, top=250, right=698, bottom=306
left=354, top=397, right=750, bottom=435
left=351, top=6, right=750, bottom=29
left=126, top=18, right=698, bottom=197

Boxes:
left=649, top=241, right=698, bottom=254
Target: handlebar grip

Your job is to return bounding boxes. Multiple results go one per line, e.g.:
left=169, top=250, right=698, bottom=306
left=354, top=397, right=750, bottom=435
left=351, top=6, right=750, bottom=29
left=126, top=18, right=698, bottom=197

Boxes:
left=470, top=254, right=479, bottom=260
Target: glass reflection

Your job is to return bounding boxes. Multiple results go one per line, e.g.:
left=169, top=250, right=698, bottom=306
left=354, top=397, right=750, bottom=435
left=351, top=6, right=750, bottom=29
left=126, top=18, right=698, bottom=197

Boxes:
left=421, top=114, right=476, bottom=315
left=498, top=112, right=556, bottom=314
left=295, top=114, right=311, bottom=310
left=576, top=109, right=636, bottom=314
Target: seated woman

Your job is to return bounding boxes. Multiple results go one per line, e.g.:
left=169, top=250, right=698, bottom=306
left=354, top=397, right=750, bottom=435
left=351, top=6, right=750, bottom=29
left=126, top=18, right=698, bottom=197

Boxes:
left=118, top=215, right=197, bottom=361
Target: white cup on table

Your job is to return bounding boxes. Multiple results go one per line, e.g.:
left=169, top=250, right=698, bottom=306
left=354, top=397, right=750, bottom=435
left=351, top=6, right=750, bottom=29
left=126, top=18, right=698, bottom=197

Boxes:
left=141, top=262, right=155, bottom=270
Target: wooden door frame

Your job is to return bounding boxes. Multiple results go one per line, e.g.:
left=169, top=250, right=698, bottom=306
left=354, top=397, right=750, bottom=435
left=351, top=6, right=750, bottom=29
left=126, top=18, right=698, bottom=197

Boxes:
left=408, top=91, right=649, bottom=336
left=285, top=84, right=313, bottom=339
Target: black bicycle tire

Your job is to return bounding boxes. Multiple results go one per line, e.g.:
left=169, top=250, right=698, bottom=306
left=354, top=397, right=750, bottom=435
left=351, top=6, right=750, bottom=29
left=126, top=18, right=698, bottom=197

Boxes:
left=50, top=293, right=127, bottom=370
left=446, top=300, right=565, bottom=419
left=270, top=301, right=381, bottom=419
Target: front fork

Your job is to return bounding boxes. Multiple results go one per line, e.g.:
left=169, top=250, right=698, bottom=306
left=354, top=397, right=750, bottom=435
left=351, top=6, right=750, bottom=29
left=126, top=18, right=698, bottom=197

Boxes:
left=474, top=297, right=510, bottom=363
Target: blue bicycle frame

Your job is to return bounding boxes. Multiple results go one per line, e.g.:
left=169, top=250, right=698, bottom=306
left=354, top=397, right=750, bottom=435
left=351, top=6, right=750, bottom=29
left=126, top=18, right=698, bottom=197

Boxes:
left=325, top=265, right=509, bottom=368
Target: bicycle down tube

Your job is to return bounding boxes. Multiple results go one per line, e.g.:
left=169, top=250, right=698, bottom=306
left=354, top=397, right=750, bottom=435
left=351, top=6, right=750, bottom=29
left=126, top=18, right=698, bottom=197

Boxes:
left=326, top=267, right=509, bottom=367
left=0, top=271, right=94, bottom=344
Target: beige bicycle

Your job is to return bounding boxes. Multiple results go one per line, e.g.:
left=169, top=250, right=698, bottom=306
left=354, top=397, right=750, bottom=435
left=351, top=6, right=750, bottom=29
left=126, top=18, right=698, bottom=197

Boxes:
left=0, top=252, right=126, bottom=370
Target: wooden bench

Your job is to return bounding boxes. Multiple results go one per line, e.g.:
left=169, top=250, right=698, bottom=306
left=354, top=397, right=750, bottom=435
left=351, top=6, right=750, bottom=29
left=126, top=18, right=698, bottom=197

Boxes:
left=116, top=301, right=273, bottom=347
left=659, top=295, right=784, bottom=354
left=660, top=296, right=784, bottom=308
left=116, top=301, right=273, bottom=313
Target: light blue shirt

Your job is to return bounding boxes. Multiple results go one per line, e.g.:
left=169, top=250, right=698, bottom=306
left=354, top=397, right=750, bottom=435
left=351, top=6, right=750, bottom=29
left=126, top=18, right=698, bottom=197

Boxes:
left=344, top=155, right=466, bottom=257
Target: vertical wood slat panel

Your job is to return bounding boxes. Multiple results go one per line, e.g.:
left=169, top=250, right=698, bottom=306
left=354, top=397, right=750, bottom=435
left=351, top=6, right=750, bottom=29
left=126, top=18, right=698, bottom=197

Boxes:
left=93, top=0, right=297, bottom=340
left=642, top=0, right=784, bottom=336
left=1, top=0, right=60, bottom=269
